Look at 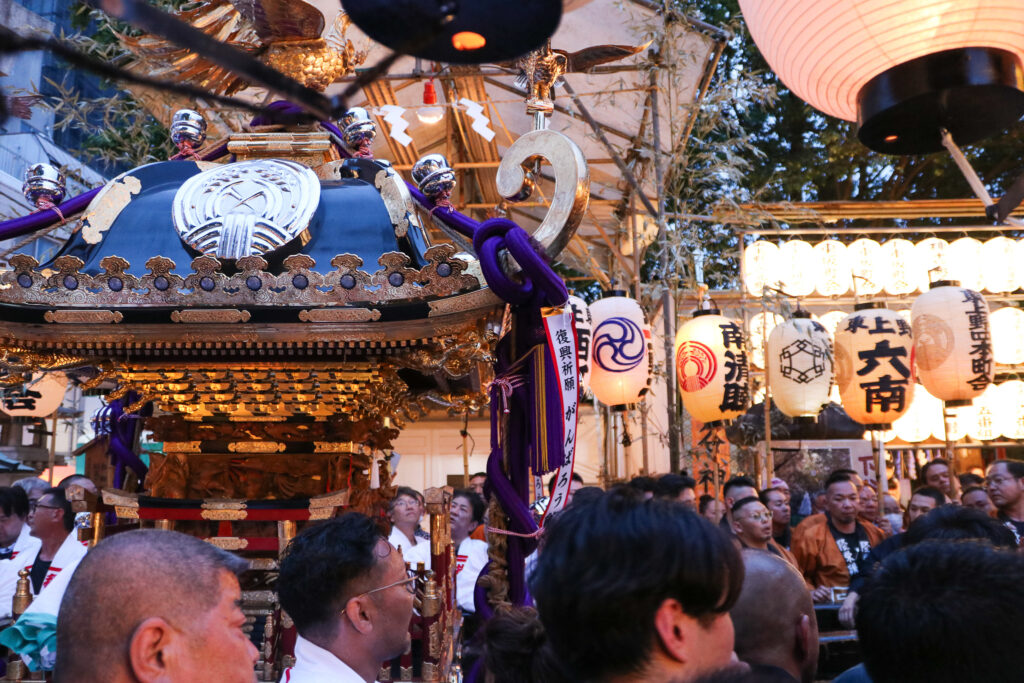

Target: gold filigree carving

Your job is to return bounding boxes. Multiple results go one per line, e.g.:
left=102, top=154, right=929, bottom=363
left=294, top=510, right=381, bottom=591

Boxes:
left=80, top=174, right=143, bottom=245
left=375, top=168, right=411, bottom=238
left=44, top=310, right=124, bottom=324
left=227, top=441, right=285, bottom=453
left=429, top=622, right=442, bottom=659
left=299, top=308, right=381, bottom=322
left=206, top=537, right=249, bottom=551
left=200, top=508, right=248, bottom=521
left=114, top=505, right=139, bottom=519
left=308, top=507, right=333, bottom=520
left=427, top=287, right=503, bottom=317
left=171, top=309, right=252, bottom=323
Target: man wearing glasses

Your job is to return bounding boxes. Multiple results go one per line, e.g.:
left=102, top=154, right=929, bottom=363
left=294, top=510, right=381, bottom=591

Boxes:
left=278, top=513, right=415, bottom=683
left=986, top=460, right=1024, bottom=546
left=731, top=497, right=800, bottom=572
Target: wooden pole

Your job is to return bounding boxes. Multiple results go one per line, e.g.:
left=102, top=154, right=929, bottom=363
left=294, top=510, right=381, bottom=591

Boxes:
left=46, top=411, right=58, bottom=485
left=461, top=412, right=470, bottom=488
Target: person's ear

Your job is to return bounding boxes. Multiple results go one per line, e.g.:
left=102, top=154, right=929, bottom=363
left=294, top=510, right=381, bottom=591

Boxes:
left=653, top=598, right=688, bottom=664
left=129, top=617, right=177, bottom=683
left=731, top=518, right=743, bottom=536
left=343, top=596, right=375, bottom=636
left=796, top=613, right=812, bottom=660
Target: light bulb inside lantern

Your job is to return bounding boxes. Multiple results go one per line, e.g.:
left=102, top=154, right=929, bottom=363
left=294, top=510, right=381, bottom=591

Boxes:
left=452, top=31, right=486, bottom=51
left=417, top=80, right=445, bottom=125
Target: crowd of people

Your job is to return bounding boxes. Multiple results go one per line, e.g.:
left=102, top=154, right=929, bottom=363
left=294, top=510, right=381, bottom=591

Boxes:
left=0, top=456, right=1015, bottom=682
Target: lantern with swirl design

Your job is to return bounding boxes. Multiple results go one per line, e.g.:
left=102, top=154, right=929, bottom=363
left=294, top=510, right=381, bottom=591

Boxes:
left=588, top=292, right=650, bottom=409
left=674, top=308, right=750, bottom=424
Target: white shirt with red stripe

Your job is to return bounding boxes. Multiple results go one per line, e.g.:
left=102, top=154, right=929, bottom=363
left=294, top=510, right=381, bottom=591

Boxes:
left=454, top=537, right=488, bottom=614
left=19, top=532, right=88, bottom=616
left=0, top=524, right=41, bottom=620
left=279, top=635, right=368, bottom=683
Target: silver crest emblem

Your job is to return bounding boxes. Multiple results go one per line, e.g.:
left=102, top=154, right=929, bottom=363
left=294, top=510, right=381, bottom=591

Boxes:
left=172, top=159, right=320, bottom=260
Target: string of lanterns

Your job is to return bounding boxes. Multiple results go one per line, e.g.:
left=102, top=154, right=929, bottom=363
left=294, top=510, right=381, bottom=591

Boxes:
left=744, top=237, right=1024, bottom=297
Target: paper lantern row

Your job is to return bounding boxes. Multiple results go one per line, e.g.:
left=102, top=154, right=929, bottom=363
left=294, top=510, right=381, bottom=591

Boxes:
left=888, top=382, right=1024, bottom=443
left=743, top=237, right=1024, bottom=297
left=750, top=305, right=1024, bottom=369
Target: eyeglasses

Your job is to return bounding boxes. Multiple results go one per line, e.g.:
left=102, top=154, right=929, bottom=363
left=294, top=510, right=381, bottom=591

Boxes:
left=742, top=512, right=773, bottom=523
left=986, top=476, right=1019, bottom=487
left=28, top=502, right=60, bottom=513
left=351, top=568, right=418, bottom=601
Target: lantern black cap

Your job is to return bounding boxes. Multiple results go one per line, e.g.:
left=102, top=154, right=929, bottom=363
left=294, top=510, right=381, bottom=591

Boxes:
left=854, top=301, right=882, bottom=311
left=341, top=0, right=562, bottom=65
left=929, top=279, right=961, bottom=289
left=602, top=289, right=628, bottom=298
left=792, top=309, right=812, bottom=319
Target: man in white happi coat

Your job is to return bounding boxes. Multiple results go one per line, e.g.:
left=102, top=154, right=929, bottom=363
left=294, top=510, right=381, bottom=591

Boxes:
left=278, top=513, right=415, bottom=683
left=0, top=486, right=40, bottom=622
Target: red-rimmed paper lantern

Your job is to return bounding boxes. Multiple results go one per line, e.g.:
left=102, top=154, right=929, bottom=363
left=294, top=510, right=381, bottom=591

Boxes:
left=589, top=292, right=650, bottom=408
left=736, top=0, right=1024, bottom=154
left=911, top=281, right=991, bottom=406
left=834, top=304, right=915, bottom=429
left=675, top=309, right=750, bottom=424
left=766, top=312, right=834, bottom=418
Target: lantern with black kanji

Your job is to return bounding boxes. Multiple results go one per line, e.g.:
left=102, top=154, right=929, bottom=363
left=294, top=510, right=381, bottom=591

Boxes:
left=588, top=292, right=650, bottom=409
left=833, top=304, right=915, bottom=428
left=566, top=294, right=593, bottom=391
left=0, top=372, right=68, bottom=418
left=675, top=309, right=750, bottom=424
left=766, top=312, right=834, bottom=418
left=910, top=281, right=992, bottom=406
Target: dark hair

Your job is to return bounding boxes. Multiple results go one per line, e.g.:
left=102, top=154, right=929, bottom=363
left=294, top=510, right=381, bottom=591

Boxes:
left=958, top=472, right=984, bottom=488
left=56, top=529, right=249, bottom=680
left=961, top=485, right=989, bottom=500
left=390, top=486, right=422, bottom=509
left=654, top=473, right=696, bottom=499
left=483, top=606, right=564, bottom=683
left=824, top=472, right=857, bottom=492
left=530, top=490, right=743, bottom=680
left=990, top=459, right=1024, bottom=479
left=758, top=487, right=786, bottom=506
left=909, top=485, right=946, bottom=509
left=730, top=496, right=761, bottom=515
left=723, top=476, right=757, bottom=499
left=453, top=488, right=486, bottom=524
left=904, top=505, right=1017, bottom=549
left=626, top=476, right=657, bottom=494
left=40, top=487, right=74, bottom=532
left=698, top=494, right=719, bottom=516
left=547, top=472, right=583, bottom=496
left=857, top=541, right=1024, bottom=683
left=0, top=486, right=29, bottom=519
left=569, top=486, right=604, bottom=507
left=278, top=513, right=384, bottom=641
left=471, top=472, right=487, bottom=480
left=917, top=458, right=950, bottom=485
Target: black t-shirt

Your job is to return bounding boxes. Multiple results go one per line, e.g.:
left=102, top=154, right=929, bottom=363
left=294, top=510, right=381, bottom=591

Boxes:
left=1000, top=515, right=1024, bottom=545
left=29, top=559, right=51, bottom=595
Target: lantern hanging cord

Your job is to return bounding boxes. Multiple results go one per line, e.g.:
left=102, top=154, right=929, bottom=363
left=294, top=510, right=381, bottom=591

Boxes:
left=940, top=128, right=1024, bottom=227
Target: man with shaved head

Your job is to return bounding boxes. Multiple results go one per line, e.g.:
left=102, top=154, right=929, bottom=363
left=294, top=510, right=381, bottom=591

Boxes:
left=55, top=530, right=259, bottom=682
left=730, top=550, right=819, bottom=683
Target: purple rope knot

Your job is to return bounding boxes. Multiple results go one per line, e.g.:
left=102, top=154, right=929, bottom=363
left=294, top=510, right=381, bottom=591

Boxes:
left=473, top=217, right=568, bottom=307
left=490, top=374, right=526, bottom=414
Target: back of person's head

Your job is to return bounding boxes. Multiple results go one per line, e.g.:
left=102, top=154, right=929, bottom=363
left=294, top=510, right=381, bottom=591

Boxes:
left=730, top=550, right=818, bottom=683
left=698, top=494, right=718, bottom=515
left=453, top=487, right=486, bottom=524
left=655, top=474, right=696, bottom=499
left=56, top=529, right=250, bottom=680
left=723, top=476, right=757, bottom=499
left=568, top=486, right=604, bottom=507
left=530, top=490, right=743, bottom=681
left=909, top=485, right=945, bottom=509
left=627, top=475, right=658, bottom=495
left=856, top=541, right=1024, bottom=683
left=0, top=486, right=29, bottom=519
left=958, top=472, right=984, bottom=488
left=904, top=504, right=1017, bottom=548
left=483, top=606, right=565, bottom=683
left=278, top=513, right=384, bottom=641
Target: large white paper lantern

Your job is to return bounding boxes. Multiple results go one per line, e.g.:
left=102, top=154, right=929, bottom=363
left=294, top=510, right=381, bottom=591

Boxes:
left=911, top=282, right=992, bottom=406
left=566, top=295, right=593, bottom=391
left=915, top=238, right=952, bottom=288
left=893, top=387, right=941, bottom=443
left=848, top=239, right=883, bottom=295
left=933, top=404, right=969, bottom=442
left=814, top=240, right=851, bottom=296
left=818, top=310, right=849, bottom=336
left=766, top=313, right=834, bottom=418
left=990, top=307, right=1024, bottom=365
left=880, top=238, right=922, bottom=295
left=778, top=240, right=817, bottom=296
left=964, top=385, right=1001, bottom=441
left=748, top=311, right=784, bottom=369
left=744, top=240, right=780, bottom=296
left=589, top=293, right=650, bottom=408
left=981, top=237, right=1021, bottom=293
left=947, top=237, right=984, bottom=292
left=675, top=310, right=750, bottom=424
left=0, top=372, right=68, bottom=418
left=994, top=380, right=1024, bottom=439
left=834, top=305, right=915, bottom=428
left=735, top=0, right=1024, bottom=153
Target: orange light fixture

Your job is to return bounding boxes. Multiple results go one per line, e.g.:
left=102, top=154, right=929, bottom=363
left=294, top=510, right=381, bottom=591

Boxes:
left=452, top=31, right=486, bottom=52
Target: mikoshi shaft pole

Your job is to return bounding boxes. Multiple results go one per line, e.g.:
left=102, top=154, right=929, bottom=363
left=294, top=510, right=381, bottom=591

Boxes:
left=876, top=430, right=886, bottom=521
